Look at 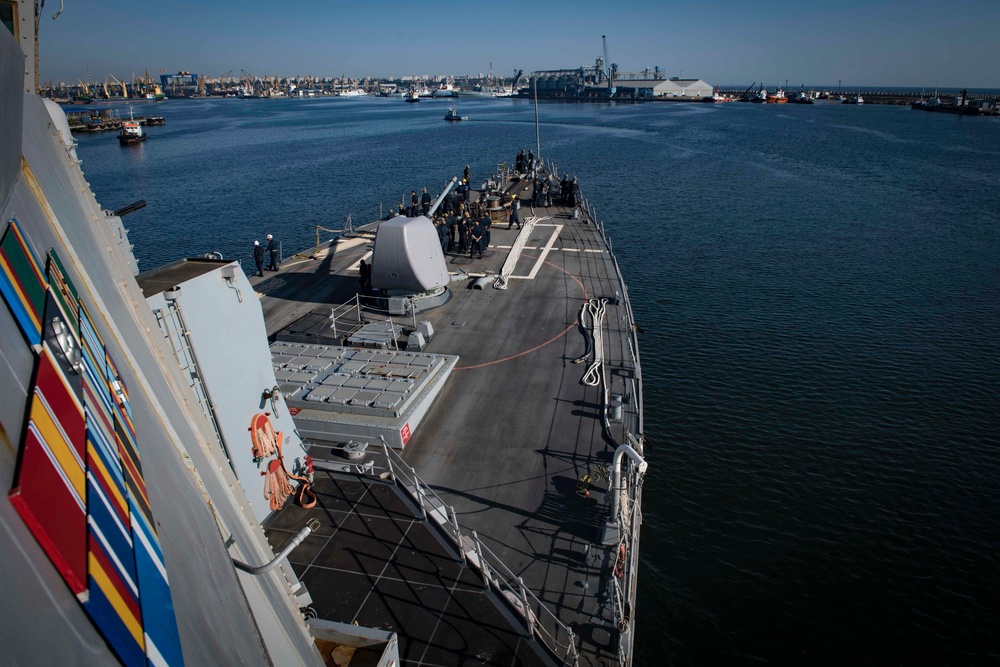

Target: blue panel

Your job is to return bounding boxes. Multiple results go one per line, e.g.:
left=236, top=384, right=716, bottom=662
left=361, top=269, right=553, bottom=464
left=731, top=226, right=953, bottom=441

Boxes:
left=87, top=475, right=137, bottom=592
left=83, top=573, right=146, bottom=667
left=131, top=506, right=184, bottom=667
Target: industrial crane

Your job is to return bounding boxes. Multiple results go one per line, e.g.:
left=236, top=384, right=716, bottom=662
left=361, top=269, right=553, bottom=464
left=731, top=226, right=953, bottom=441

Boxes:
left=601, top=35, right=616, bottom=91
left=240, top=69, right=255, bottom=97
left=511, top=69, right=523, bottom=94
left=108, top=73, right=127, bottom=98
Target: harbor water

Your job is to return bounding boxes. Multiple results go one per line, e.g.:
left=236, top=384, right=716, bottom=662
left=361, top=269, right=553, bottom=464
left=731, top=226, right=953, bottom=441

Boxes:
left=74, top=97, right=1000, bottom=665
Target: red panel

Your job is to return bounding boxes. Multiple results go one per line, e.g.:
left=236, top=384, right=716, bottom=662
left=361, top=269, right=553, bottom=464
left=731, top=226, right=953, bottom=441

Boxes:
left=9, top=425, right=88, bottom=595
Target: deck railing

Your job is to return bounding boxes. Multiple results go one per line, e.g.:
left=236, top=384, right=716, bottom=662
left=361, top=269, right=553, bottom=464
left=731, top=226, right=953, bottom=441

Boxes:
left=301, top=158, right=642, bottom=667
left=308, top=440, right=580, bottom=667
left=544, top=158, right=647, bottom=667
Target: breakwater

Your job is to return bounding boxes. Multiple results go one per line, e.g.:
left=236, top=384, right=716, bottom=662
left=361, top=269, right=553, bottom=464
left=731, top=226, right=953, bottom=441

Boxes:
left=718, top=88, right=1000, bottom=105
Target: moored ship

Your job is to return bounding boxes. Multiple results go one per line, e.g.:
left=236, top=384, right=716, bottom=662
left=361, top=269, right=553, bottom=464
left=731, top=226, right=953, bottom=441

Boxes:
left=0, top=3, right=646, bottom=667
left=766, top=89, right=788, bottom=104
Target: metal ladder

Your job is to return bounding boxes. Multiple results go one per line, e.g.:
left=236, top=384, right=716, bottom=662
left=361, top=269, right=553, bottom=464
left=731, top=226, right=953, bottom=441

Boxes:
left=154, top=298, right=235, bottom=472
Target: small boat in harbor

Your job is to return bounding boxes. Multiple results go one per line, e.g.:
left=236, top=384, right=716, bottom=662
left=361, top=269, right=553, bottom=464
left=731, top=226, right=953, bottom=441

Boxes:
left=118, top=106, right=146, bottom=145
left=843, top=95, right=864, bottom=104
left=444, top=107, right=468, bottom=121
left=405, top=88, right=420, bottom=103
left=710, top=86, right=733, bottom=102
left=118, top=120, right=145, bottom=145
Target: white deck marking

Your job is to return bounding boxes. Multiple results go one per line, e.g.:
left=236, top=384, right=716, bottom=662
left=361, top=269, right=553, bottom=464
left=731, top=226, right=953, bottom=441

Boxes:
left=348, top=250, right=373, bottom=272
left=509, top=224, right=563, bottom=280
left=497, top=244, right=600, bottom=254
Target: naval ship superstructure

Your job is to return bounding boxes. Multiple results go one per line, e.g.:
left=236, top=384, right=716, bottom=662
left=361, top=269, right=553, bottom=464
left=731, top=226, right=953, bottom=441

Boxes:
left=0, top=3, right=647, bottom=665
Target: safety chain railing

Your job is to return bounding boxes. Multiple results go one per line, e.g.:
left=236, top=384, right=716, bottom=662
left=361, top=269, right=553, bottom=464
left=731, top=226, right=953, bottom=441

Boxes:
left=307, top=440, right=580, bottom=666
left=544, top=158, right=647, bottom=667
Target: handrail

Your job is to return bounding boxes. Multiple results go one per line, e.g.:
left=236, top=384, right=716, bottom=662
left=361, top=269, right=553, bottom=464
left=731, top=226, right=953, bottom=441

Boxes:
left=549, top=162, right=648, bottom=667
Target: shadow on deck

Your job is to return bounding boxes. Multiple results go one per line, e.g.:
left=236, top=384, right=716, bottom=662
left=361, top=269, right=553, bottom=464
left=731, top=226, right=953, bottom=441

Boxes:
left=264, top=472, right=552, bottom=666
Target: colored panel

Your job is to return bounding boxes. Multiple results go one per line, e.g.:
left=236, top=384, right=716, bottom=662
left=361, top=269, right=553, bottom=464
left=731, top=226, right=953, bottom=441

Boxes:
left=8, top=425, right=87, bottom=595
left=84, top=548, right=146, bottom=667
left=87, top=440, right=134, bottom=559
left=30, top=345, right=86, bottom=494
left=87, top=436, right=131, bottom=531
left=80, top=307, right=115, bottom=428
left=131, top=504, right=184, bottom=667
left=46, top=249, right=79, bottom=334
left=109, top=355, right=184, bottom=666
left=0, top=218, right=46, bottom=345
left=7, top=344, right=87, bottom=595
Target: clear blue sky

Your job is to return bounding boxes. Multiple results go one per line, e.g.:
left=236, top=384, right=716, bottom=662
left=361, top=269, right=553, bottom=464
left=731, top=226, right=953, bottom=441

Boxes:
left=38, top=0, right=999, bottom=88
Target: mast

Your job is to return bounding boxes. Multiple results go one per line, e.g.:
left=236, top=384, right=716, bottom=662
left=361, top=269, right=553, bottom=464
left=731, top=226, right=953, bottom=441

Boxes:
left=533, top=76, right=541, bottom=162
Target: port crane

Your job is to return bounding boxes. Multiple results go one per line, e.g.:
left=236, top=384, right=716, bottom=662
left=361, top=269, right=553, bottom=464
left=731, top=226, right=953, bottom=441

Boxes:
left=739, top=82, right=758, bottom=101
left=108, top=73, right=128, bottom=98
left=240, top=69, right=255, bottom=97
left=602, top=35, right=613, bottom=90
left=510, top=69, right=523, bottom=94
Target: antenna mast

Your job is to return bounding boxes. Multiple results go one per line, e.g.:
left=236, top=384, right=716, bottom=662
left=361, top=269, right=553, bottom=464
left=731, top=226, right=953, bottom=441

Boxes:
left=533, top=76, right=541, bottom=162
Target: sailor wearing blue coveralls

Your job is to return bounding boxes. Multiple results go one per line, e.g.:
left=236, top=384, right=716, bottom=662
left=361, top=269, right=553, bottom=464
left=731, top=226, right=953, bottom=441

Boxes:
left=469, top=221, right=484, bottom=259
left=508, top=195, right=520, bottom=229
left=421, top=187, right=432, bottom=216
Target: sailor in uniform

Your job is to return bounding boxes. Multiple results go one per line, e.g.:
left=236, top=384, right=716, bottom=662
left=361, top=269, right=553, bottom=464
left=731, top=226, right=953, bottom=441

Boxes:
left=266, top=234, right=279, bottom=271
left=253, top=240, right=264, bottom=277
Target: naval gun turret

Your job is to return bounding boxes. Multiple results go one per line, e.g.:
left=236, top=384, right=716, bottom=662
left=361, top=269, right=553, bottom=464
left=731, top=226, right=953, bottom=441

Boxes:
left=370, top=214, right=451, bottom=314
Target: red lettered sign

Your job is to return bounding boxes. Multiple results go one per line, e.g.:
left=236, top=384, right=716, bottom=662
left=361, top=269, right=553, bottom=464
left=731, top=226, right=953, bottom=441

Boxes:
left=400, top=423, right=411, bottom=445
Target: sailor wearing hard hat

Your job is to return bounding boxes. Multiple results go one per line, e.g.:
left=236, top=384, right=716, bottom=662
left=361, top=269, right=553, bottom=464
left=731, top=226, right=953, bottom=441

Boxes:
left=252, top=240, right=265, bottom=277
left=266, top=234, right=279, bottom=271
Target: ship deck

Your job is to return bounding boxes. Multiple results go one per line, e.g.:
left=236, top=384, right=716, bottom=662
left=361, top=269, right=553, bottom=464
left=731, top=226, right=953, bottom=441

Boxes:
left=259, top=174, right=640, bottom=666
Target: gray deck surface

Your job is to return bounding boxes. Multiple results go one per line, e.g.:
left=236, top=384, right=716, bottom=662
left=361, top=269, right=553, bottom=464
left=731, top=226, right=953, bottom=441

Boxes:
left=260, top=179, right=639, bottom=666
left=265, top=472, right=547, bottom=666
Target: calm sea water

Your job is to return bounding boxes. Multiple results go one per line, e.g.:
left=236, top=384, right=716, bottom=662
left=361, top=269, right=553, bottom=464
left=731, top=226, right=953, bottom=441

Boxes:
left=75, top=97, right=1000, bottom=665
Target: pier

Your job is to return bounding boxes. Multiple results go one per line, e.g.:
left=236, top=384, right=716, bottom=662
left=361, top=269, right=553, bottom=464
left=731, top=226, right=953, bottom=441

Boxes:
left=66, top=109, right=165, bottom=133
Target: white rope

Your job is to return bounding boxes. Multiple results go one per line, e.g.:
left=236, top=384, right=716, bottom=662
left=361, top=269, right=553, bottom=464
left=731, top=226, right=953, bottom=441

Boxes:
left=580, top=298, right=608, bottom=387
left=494, top=216, right=546, bottom=289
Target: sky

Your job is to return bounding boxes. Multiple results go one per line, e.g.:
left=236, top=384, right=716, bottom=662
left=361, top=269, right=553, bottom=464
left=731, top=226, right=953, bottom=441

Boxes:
left=36, top=0, right=1000, bottom=88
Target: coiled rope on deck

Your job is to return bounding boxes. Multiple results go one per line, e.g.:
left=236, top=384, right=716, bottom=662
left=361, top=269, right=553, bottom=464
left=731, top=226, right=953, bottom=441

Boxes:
left=576, top=298, right=608, bottom=387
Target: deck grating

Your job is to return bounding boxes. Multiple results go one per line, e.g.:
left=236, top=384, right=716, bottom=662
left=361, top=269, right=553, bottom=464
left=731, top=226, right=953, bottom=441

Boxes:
left=265, top=471, right=548, bottom=666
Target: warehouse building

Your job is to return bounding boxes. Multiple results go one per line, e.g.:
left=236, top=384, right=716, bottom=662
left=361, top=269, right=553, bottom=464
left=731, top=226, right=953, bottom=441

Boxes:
left=612, top=77, right=714, bottom=99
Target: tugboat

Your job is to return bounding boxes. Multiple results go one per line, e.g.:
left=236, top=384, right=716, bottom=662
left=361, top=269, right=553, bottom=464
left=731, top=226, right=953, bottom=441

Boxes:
left=118, top=106, right=146, bottom=145
left=710, top=86, right=733, bottom=102
left=766, top=89, right=789, bottom=104
left=444, top=107, right=468, bottom=121
left=405, top=87, right=420, bottom=103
